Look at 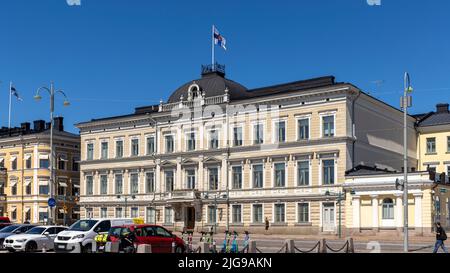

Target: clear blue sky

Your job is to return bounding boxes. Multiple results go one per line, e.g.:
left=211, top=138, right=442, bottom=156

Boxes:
left=1, top=0, right=449, bottom=133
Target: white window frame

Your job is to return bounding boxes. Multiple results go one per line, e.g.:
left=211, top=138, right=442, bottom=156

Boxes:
left=130, top=136, right=140, bottom=157
left=114, top=173, right=124, bottom=195
left=164, top=134, right=175, bottom=154
left=251, top=203, right=264, bottom=224
left=185, top=168, right=196, bottom=189
left=207, top=205, right=217, bottom=224
left=231, top=204, right=243, bottom=224
left=207, top=166, right=220, bottom=191
left=251, top=121, right=265, bottom=145
left=129, top=172, right=140, bottom=194
left=207, top=128, right=220, bottom=149
left=231, top=165, right=243, bottom=190
left=231, top=125, right=244, bottom=147
left=99, top=174, right=108, bottom=195
left=145, top=171, right=155, bottom=193
left=251, top=163, right=264, bottom=189
left=320, top=112, right=336, bottom=138
left=272, top=202, right=286, bottom=224
left=100, top=140, right=109, bottom=159
left=145, top=134, right=156, bottom=155
left=296, top=202, right=311, bottom=223
left=115, top=207, right=123, bottom=218
left=319, top=158, right=337, bottom=186
left=85, top=175, right=94, bottom=196
left=272, top=118, right=287, bottom=144
left=86, top=141, right=94, bottom=161
left=165, top=169, right=175, bottom=192
left=185, top=131, right=196, bottom=152
left=130, top=207, right=139, bottom=218
left=295, top=160, right=312, bottom=187
left=272, top=161, right=287, bottom=188
left=164, top=207, right=174, bottom=224
left=114, top=138, right=124, bottom=158
left=296, top=115, right=311, bottom=141
left=100, top=207, right=108, bottom=218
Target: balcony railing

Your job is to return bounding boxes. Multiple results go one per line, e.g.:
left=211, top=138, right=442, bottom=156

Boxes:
left=159, top=95, right=227, bottom=112
left=166, top=189, right=200, bottom=200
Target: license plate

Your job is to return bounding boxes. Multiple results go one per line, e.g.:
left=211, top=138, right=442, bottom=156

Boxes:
left=57, top=245, right=65, bottom=249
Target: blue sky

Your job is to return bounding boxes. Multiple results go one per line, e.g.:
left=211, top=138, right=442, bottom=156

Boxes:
left=0, top=0, right=449, bottom=133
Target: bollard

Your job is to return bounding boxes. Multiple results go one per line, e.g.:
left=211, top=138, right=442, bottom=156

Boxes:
left=347, top=238, right=354, bottom=253
left=248, top=240, right=257, bottom=253
left=91, top=241, right=97, bottom=253
left=320, top=239, right=327, bottom=253
left=285, top=239, right=295, bottom=253
left=105, top=241, right=120, bottom=253
left=137, top=244, right=152, bottom=253
left=200, top=242, right=210, bottom=253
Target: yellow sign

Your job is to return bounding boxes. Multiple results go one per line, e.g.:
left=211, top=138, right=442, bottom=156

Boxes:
left=133, top=218, right=144, bottom=224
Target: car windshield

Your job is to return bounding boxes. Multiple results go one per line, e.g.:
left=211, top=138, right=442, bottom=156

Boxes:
left=108, top=227, right=123, bottom=237
left=26, top=227, right=46, bottom=235
left=69, top=220, right=98, bottom=231
left=0, top=225, right=20, bottom=233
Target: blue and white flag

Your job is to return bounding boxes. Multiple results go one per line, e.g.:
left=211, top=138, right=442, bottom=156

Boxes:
left=10, top=85, right=23, bottom=101
left=213, top=26, right=227, bottom=50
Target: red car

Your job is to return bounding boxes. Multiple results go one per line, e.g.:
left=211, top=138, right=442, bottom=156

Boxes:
left=0, top=217, right=11, bottom=229
left=108, top=224, right=185, bottom=253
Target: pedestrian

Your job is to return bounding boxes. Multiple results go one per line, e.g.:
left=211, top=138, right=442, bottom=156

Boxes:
left=265, top=217, right=269, bottom=231
left=433, top=222, right=448, bottom=253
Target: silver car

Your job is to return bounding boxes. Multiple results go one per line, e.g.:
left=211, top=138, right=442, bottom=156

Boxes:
left=3, top=225, right=67, bottom=252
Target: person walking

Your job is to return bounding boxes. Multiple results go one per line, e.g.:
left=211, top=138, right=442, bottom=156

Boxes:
left=433, top=222, right=448, bottom=253
left=265, top=217, right=270, bottom=232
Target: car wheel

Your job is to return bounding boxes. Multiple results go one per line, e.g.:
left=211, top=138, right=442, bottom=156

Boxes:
left=7, top=249, right=15, bottom=253
left=82, top=244, right=92, bottom=253
left=25, top=241, right=37, bottom=253
left=175, top=246, right=183, bottom=253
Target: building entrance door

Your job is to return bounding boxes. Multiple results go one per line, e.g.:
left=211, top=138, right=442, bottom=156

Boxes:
left=322, top=203, right=336, bottom=232
left=185, top=207, right=195, bottom=230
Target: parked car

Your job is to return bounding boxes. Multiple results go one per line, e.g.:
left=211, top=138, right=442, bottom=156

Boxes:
left=107, top=224, right=185, bottom=253
left=3, top=225, right=68, bottom=252
left=54, top=218, right=134, bottom=253
left=0, top=224, right=36, bottom=249
left=0, top=217, right=11, bottom=229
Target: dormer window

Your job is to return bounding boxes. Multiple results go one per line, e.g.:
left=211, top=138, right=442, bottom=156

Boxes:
left=188, top=83, right=201, bottom=101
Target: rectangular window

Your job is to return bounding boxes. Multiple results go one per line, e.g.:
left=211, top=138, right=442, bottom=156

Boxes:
left=274, top=204, right=285, bottom=223
left=427, top=138, right=436, bottom=153
left=147, top=136, right=155, bottom=155
left=58, top=156, right=66, bottom=170
left=115, top=207, right=123, bottom=218
left=274, top=163, right=286, bottom=187
left=39, top=210, right=48, bottom=222
left=116, top=140, right=124, bottom=158
left=447, top=136, right=450, bottom=152
left=11, top=158, right=17, bottom=170
left=232, top=166, right=242, bottom=189
left=0, top=158, right=4, bottom=168
left=322, top=116, right=335, bottom=137
left=100, top=175, right=108, bottom=195
left=233, top=127, right=243, bottom=147
left=165, top=135, right=174, bottom=153
left=72, top=157, right=80, bottom=172
left=146, top=208, right=156, bottom=224
left=275, top=121, right=286, bottom=142
left=208, top=168, right=219, bottom=190
left=131, top=207, right=139, bottom=218
left=130, top=173, right=139, bottom=194
left=322, top=160, right=335, bottom=185
left=39, top=185, right=49, bottom=195
left=186, top=169, right=196, bottom=189
left=39, top=158, right=48, bottom=169
left=298, top=118, right=309, bottom=140
left=87, top=143, right=94, bottom=160
left=11, top=208, right=17, bottom=221
left=146, top=172, right=155, bottom=193
left=26, top=183, right=32, bottom=195
left=101, top=142, right=108, bottom=159
left=208, top=206, right=216, bottom=224
left=253, top=124, right=264, bottom=144
left=297, top=161, right=310, bottom=186
left=209, top=130, right=219, bottom=149
left=253, top=164, right=264, bottom=188
left=298, top=203, right=309, bottom=223
left=11, top=184, right=17, bottom=195
left=187, top=132, right=196, bottom=151
left=86, top=176, right=93, bottom=195
left=115, top=174, right=123, bottom=194
left=447, top=166, right=450, bottom=177
left=58, top=184, right=66, bottom=196
left=25, top=156, right=32, bottom=169
left=100, top=208, right=107, bottom=218
left=165, top=171, right=174, bottom=192
left=232, top=205, right=242, bottom=223
left=253, top=204, right=263, bottom=223
left=164, top=207, right=173, bottom=224
left=131, top=139, right=139, bottom=156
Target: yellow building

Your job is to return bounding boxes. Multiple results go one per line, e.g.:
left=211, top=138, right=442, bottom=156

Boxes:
left=416, top=103, right=450, bottom=176
left=76, top=65, right=416, bottom=235
left=0, top=118, right=80, bottom=225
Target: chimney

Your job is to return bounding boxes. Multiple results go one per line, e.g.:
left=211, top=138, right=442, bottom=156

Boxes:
left=54, top=117, right=64, bottom=131
left=45, top=122, right=51, bottom=130
left=33, top=120, right=45, bottom=132
left=21, top=122, right=30, bottom=132
left=436, top=103, right=449, bottom=114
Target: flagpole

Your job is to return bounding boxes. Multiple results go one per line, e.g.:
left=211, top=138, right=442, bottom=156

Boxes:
left=8, top=81, right=12, bottom=129
left=212, top=25, right=215, bottom=69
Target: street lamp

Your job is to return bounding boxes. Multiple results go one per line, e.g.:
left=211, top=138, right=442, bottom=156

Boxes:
left=116, top=195, right=136, bottom=218
left=325, top=190, right=345, bottom=238
left=34, top=82, right=70, bottom=225
left=401, top=72, right=413, bottom=253
left=204, top=192, right=227, bottom=234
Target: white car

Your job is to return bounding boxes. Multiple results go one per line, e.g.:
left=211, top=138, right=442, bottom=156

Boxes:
left=54, top=218, right=134, bottom=253
left=3, top=226, right=68, bottom=252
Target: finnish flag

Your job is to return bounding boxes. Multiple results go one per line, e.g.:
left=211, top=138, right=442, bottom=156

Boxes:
left=213, top=26, right=227, bottom=50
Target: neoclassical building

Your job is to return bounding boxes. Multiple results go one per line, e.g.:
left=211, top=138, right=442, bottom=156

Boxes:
left=0, top=118, right=80, bottom=225
left=76, top=65, right=417, bottom=235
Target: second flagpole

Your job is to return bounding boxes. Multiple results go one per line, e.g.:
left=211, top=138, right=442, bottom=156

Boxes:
left=8, top=81, right=12, bottom=129
left=212, top=25, right=215, bottom=68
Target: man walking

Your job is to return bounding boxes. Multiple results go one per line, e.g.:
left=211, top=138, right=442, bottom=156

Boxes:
left=433, top=222, right=448, bottom=253
left=265, top=217, right=269, bottom=232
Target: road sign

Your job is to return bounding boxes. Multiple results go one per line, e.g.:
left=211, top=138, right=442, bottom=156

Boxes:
left=48, top=198, right=56, bottom=208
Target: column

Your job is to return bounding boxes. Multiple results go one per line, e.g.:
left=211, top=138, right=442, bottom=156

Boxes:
left=221, top=156, right=227, bottom=191
left=352, top=196, right=361, bottom=232
left=395, top=194, right=403, bottom=231
left=198, top=156, right=204, bottom=191
left=199, top=124, right=204, bottom=150
left=155, top=160, right=161, bottom=194
left=414, top=193, right=423, bottom=234
left=371, top=195, right=379, bottom=232
left=177, top=127, right=182, bottom=153
left=176, top=157, right=182, bottom=190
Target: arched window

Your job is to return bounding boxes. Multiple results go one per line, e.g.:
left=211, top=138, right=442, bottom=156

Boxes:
left=382, top=198, right=394, bottom=220
left=188, top=84, right=201, bottom=101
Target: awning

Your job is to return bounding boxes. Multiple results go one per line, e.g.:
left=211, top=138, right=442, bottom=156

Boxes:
left=59, top=181, right=68, bottom=187
left=11, top=207, right=16, bottom=212
left=73, top=184, right=80, bottom=188
left=59, top=155, right=68, bottom=162
left=73, top=209, right=80, bottom=214
left=9, top=180, right=17, bottom=187
left=39, top=154, right=49, bottom=160
left=0, top=158, right=4, bottom=164
left=24, top=180, right=32, bottom=186
left=39, top=180, right=49, bottom=186
left=39, top=207, right=48, bottom=213
left=58, top=209, right=65, bottom=213
left=24, top=154, right=32, bottom=160
left=24, top=207, right=31, bottom=213
left=9, top=156, right=17, bottom=162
